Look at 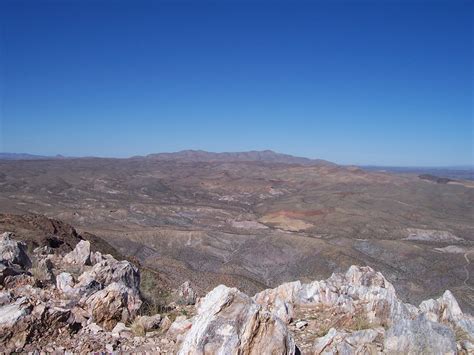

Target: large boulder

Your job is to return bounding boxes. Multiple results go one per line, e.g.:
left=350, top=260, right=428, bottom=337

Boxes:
left=63, top=240, right=91, bottom=266
left=81, top=282, right=142, bottom=331
left=0, top=232, right=31, bottom=269
left=76, top=258, right=140, bottom=292
left=178, top=285, right=296, bottom=355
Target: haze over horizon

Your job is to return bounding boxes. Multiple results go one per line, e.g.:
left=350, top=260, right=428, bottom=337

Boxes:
left=1, top=0, right=472, bottom=166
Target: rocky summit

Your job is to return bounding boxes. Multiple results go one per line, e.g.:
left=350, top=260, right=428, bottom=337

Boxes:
left=0, top=232, right=472, bottom=354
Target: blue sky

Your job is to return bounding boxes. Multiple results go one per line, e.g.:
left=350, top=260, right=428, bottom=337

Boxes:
left=1, top=0, right=472, bottom=166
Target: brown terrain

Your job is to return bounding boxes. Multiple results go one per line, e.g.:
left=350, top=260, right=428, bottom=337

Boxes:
left=0, top=150, right=472, bottom=313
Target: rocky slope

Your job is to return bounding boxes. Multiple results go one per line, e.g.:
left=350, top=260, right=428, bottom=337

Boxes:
left=1, top=232, right=473, bottom=353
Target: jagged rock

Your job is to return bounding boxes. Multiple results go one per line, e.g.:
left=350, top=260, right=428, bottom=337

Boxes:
left=0, top=297, right=33, bottom=351
left=174, top=281, right=197, bottom=305
left=420, top=290, right=474, bottom=333
left=90, top=250, right=106, bottom=265
left=0, top=297, right=32, bottom=328
left=76, top=258, right=140, bottom=292
left=178, top=285, right=296, bottom=355
left=0, top=232, right=31, bottom=269
left=134, top=314, right=162, bottom=332
left=82, top=282, right=142, bottom=331
left=313, top=327, right=384, bottom=354
left=63, top=240, right=91, bottom=266
left=69, top=305, right=89, bottom=326
left=254, top=281, right=300, bottom=323
left=255, top=266, right=416, bottom=327
left=56, top=272, right=76, bottom=296
left=385, top=313, right=457, bottom=354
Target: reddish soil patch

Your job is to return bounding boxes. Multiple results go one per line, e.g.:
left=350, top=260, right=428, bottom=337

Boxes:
left=267, top=208, right=334, bottom=218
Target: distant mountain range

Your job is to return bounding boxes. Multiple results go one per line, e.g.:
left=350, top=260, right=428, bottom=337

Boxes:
left=0, top=153, right=61, bottom=160
left=143, top=150, right=336, bottom=166
left=0, top=150, right=336, bottom=166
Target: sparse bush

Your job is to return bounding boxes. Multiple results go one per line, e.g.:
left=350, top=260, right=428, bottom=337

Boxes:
left=315, top=323, right=331, bottom=337
left=455, top=326, right=471, bottom=343
left=138, top=267, right=172, bottom=316
left=29, top=259, right=52, bottom=282
left=130, top=319, right=146, bottom=337
left=349, top=312, right=372, bottom=331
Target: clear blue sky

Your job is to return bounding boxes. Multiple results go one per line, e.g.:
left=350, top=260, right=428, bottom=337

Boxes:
left=1, top=0, right=472, bottom=166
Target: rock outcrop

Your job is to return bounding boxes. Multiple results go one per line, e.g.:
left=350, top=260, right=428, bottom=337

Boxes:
left=254, top=265, right=474, bottom=354
left=178, top=285, right=296, bottom=355
left=0, top=233, right=147, bottom=352
left=0, top=232, right=473, bottom=354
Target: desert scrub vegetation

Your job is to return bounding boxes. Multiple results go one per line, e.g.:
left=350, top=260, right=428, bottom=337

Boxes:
left=455, top=326, right=472, bottom=343
left=130, top=318, right=146, bottom=337
left=347, top=311, right=373, bottom=331
left=139, top=267, right=172, bottom=316
left=29, top=259, right=52, bottom=283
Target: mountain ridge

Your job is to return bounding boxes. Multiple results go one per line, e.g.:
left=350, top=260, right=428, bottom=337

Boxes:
left=144, top=149, right=336, bottom=166
left=0, top=150, right=336, bottom=166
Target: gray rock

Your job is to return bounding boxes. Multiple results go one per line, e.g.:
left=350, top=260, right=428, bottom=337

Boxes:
left=384, top=314, right=457, bottom=354
left=0, top=232, right=31, bottom=269
left=76, top=258, right=140, bottom=292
